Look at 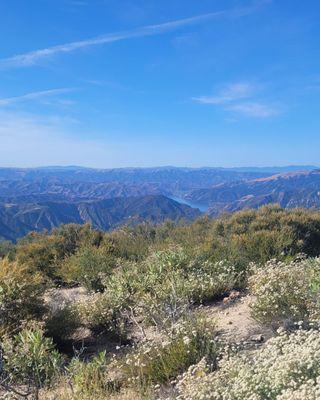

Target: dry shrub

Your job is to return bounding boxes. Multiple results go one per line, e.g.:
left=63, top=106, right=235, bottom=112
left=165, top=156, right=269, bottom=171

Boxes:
left=0, top=258, right=46, bottom=335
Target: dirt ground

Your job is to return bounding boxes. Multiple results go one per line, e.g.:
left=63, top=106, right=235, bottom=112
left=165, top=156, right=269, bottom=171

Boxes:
left=45, top=287, right=274, bottom=354
left=202, top=293, right=274, bottom=344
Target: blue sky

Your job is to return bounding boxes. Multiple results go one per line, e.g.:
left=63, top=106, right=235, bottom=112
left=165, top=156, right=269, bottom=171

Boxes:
left=0, top=0, right=320, bottom=168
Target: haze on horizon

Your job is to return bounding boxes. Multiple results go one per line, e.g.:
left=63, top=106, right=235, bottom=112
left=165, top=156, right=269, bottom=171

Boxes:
left=1, top=0, right=320, bottom=168
left=0, top=164, right=320, bottom=172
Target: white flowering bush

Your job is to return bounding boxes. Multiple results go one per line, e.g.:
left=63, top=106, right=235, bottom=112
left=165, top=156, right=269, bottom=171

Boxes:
left=181, top=258, right=240, bottom=304
left=117, top=316, right=219, bottom=388
left=277, top=383, right=320, bottom=400
left=137, top=258, right=238, bottom=330
left=176, top=329, right=320, bottom=400
left=137, top=251, right=238, bottom=329
left=249, top=257, right=320, bottom=328
left=136, top=249, right=239, bottom=305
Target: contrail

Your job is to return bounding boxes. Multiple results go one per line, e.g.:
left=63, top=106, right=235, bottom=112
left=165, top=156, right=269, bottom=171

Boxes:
left=0, top=1, right=271, bottom=68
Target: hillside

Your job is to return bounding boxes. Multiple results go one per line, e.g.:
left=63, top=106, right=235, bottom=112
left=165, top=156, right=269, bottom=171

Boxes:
left=1, top=166, right=320, bottom=240
left=185, top=169, right=320, bottom=216
left=2, top=207, right=320, bottom=399
left=0, top=195, right=201, bottom=241
left=0, top=180, right=166, bottom=203
left=0, top=166, right=276, bottom=205
left=0, top=166, right=275, bottom=187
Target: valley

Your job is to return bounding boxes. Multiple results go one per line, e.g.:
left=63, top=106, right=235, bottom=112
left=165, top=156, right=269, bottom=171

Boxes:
left=1, top=165, right=320, bottom=241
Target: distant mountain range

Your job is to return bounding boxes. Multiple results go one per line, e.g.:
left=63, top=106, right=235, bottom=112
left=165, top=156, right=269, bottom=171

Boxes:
left=0, top=165, right=319, bottom=241
left=0, top=165, right=316, bottom=184
left=0, top=195, right=201, bottom=242
left=185, top=169, right=320, bottom=216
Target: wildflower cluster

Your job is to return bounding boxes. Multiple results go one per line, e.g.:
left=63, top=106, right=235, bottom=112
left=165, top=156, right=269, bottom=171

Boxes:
left=176, top=328, right=320, bottom=400
left=249, top=257, right=320, bottom=328
left=117, top=316, right=219, bottom=388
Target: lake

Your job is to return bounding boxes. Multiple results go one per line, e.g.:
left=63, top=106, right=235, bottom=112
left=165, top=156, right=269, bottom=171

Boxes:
left=169, top=196, right=209, bottom=213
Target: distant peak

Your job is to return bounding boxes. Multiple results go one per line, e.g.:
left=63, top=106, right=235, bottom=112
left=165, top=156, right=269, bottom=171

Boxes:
left=252, top=169, right=320, bottom=183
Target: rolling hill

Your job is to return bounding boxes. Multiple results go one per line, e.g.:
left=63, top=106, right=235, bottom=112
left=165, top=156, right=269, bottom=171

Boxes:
left=185, top=170, right=320, bottom=216
left=1, top=166, right=320, bottom=240
left=0, top=195, right=201, bottom=241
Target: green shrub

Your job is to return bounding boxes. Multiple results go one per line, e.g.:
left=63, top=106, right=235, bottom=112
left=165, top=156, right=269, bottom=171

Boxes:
left=136, top=250, right=238, bottom=329
left=0, top=240, right=15, bottom=259
left=45, top=305, right=81, bottom=345
left=208, top=206, right=320, bottom=268
left=77, top=265, right=139, bottom=340
left=184, top=258, right=240, bottom=302
left=2, top=327, right=63, bottom=391
left=141, top=249, right=238, bottom=303
left=66, top=351, right=119, bottom=397
left=16, top=233, right=66, bottom=280
left=59, top=245, right=116, bottom=291
left=78, top=249, right=239, bottom=336
left=105, top=224, right=155, bottom=261
left=15, top=224, right=103, bottom=280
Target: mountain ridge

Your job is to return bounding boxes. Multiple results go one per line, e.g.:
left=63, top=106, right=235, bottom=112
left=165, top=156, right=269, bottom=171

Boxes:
left=0, top=195, right=201, bottom=241
left=185, top=169, right=320, bottom=216
left=1, top=166, right=320, bottom=241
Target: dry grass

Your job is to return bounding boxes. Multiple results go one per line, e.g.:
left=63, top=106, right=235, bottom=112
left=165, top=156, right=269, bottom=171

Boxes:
left=40, top=386, right=150, bottom=400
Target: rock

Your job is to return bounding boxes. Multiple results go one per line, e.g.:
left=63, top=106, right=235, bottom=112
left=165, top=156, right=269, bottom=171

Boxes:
left=229, top=290, right=241, bottom=300
left=223, top=290, right=241, bottom=304
left=250, top=334, right=264, bottom=343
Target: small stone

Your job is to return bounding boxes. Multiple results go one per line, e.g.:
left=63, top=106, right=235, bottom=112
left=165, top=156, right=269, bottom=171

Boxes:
left=223, top=290, right=241, bottom=304
left=250, top=334, right=264, bottom=343
left=229, top=290, right=241, bottom=300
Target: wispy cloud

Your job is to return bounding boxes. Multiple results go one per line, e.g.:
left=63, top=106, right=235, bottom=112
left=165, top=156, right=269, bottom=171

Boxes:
left=193, top=80, right=281, bottom=118
left=0, top=88, right=74, bottom=106
left=0, top=110, right=176, bottom=168
left=0, top=1, right=270, bottom=68
left=193, top=83, right=254, bottom=105
left=227, top=102, right=280, bottom=118
left=0, top=110, right=108, bottom=167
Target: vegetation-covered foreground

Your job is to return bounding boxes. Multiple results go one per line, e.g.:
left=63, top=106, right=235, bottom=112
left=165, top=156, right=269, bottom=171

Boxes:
left=2, top=206, right=320, bottom=399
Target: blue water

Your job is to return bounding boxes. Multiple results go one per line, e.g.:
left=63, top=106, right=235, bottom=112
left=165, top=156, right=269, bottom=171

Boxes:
left=169, top=196, right=209, bottom=213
